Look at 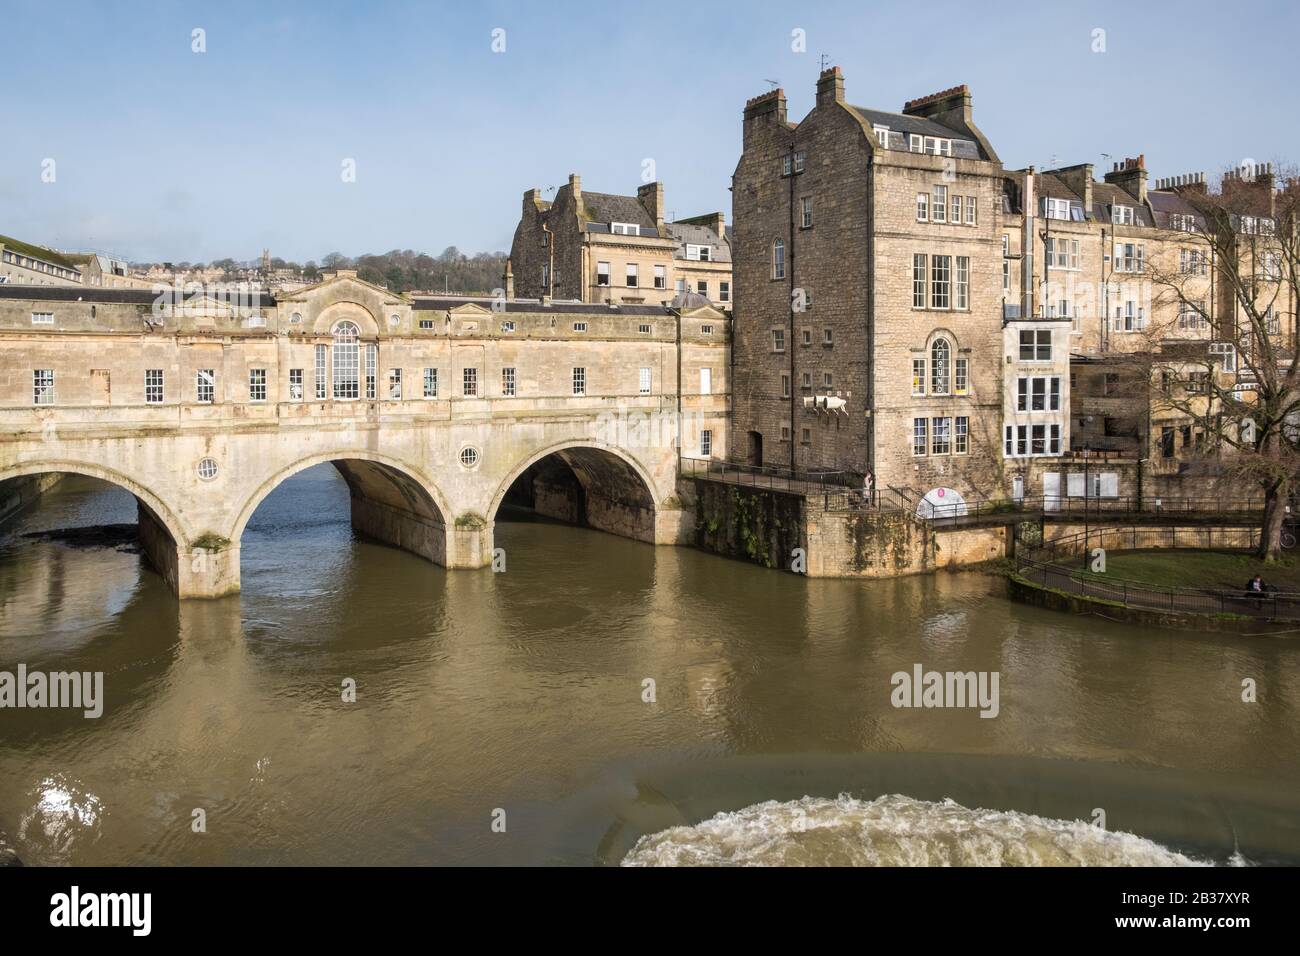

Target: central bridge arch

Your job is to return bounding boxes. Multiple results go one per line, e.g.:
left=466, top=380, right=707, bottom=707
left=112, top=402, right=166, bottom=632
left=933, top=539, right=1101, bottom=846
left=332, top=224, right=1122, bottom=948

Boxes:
left=489, top=440, right=660, bottom=544
left=232, top=451, right=452, bottom=568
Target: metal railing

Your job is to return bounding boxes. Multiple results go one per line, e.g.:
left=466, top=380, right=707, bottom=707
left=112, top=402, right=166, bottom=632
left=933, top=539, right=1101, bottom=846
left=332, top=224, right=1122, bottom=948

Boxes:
left=680, top=457, right=855, bottom=494
left=1014, top=526, right=1300, bottom=620
left=826, top=491, right=1268, bottom=522
left=822, top=485, right=917, bottom=514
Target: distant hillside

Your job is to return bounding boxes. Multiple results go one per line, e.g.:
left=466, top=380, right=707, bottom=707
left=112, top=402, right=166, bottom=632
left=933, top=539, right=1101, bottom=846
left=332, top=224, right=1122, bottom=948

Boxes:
left=140, top=246, right=508, bottom=295
left=324, top=247, right=507, bottom=294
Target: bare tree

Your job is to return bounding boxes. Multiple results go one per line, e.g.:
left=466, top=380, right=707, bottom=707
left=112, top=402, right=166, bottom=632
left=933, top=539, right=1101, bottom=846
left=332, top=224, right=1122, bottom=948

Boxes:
left=1139, top=166, right=1300, bottom=558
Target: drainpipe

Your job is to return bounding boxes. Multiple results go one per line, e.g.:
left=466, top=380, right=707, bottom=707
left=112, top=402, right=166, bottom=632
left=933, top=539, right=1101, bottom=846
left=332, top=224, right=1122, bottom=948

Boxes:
left=542, top=223, right=554, bottom=300
left=865, top=150, right=876, bottom=485
left=675, top=303, right=683, bottom=472
left=1023, top=167, right=1036, bottom=319
left=788, top=140, right=797, bottom=473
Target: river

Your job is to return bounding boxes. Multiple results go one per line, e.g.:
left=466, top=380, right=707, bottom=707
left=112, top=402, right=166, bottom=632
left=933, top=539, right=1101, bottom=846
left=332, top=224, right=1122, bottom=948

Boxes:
left=1, top=468, right=1297, bottom=865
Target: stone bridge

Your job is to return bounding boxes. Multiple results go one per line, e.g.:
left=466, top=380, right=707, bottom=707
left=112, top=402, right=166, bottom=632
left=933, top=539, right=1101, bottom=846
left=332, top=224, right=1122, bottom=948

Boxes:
left=0, top=273, right=730, bottom=597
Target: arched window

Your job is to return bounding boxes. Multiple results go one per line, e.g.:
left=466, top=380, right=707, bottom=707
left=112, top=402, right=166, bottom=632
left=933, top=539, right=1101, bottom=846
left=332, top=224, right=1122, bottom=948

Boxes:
left=772, top=239, right=786, bottom=280
left=333, top=321, right=360, bottom=399
left=930, top=338, right=951, bottom=395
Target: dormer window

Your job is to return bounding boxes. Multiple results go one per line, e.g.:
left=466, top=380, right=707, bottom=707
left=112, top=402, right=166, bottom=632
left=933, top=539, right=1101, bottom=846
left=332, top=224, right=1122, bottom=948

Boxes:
left=923, top=137, right=952, bottom=156
left=873, top=125, right=890, bottom=147
left=1043, top=197, right=1082, bottom=221
left=1111, top=204, right=1135, bottom=225
left=909, top=134, right=923, bottom=153
left=686, top=244, right=711, bottom=261
left=610, top=222, right=640, bottom=236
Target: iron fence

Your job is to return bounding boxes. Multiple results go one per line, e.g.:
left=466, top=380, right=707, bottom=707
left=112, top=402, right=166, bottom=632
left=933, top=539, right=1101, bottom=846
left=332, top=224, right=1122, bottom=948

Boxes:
left=680, top=457, right=855, bottom=494
left=1014, top=525, right=1300, bottom=620
left=826, top=491, right=1268, bottom=522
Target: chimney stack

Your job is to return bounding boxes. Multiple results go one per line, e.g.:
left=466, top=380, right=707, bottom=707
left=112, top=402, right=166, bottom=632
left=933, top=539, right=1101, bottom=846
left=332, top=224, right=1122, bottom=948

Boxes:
left=637, top=181, right=665, bottom=232
left=742, top=88, right=788, bottom=147
left=1104, top=154, right=1148, bottom=204
left=816, top=66, right=844, bottom=106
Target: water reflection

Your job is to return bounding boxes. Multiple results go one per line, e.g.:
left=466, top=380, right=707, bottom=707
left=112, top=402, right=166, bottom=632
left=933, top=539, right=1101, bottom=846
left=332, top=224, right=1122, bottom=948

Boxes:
left=0, top=466, right=1297, bottom=865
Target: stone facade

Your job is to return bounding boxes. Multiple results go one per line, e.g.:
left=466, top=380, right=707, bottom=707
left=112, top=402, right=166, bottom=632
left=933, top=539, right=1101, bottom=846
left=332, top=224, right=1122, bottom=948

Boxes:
left=732, top=69, right=1296, bottom=511
left=732, top=70, right=1007, bottom=504
left=0, top=272, right=731, bottom=597
left=507, top=174, right=732, bottom=310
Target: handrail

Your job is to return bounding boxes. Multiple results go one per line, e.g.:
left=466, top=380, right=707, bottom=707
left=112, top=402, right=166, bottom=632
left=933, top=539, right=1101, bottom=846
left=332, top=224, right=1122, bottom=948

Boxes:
left=825, top=490, right=1270, bottom=520
left=679, top=457, right=857, bottom=493
left=1013, top=525, right=1300, bottom=620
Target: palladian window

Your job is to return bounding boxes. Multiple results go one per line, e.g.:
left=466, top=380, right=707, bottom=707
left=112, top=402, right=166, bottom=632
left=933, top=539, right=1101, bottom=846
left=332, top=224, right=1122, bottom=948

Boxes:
left=333, top=321, right=360, bottom=400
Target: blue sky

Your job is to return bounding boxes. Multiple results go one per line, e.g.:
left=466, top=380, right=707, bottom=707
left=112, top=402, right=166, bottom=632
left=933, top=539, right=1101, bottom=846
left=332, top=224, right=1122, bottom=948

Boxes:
left=2, top=0, right=1297, bottom=264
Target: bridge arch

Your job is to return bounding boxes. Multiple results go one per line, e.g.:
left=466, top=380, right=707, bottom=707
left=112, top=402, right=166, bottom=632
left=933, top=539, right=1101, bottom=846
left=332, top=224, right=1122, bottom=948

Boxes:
left=489, top=440, right=660, bottom=544
left=232, top=451, right=452, bottom=566
left=0, top=460, right=191, bottom=594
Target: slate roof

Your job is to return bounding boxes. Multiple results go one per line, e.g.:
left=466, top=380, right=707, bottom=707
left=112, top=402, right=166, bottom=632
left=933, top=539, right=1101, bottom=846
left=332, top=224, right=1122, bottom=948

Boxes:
left=580, top=191, right=656, bottom=229
left=1036, top=173, right=1084, bottom=203
left=1147, top=190, right=1207, bottom=231
left=667, top=222, right=731, bottom=262
left=411, top=295, right=669, bottom=316
left=1092, top=183, right=1153, bottom=227
left=850, top=107, right=982, bottom=159
left=0, top=284, right=278, bottom=306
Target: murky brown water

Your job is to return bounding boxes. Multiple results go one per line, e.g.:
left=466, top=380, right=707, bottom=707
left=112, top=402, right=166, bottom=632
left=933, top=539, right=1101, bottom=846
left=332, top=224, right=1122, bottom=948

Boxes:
left=1, top=468, right=1298, bottom=865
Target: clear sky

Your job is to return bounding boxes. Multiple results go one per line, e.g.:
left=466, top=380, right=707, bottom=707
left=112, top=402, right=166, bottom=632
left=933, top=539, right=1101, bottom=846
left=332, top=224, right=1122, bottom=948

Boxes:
left=2, top=0, right=1297, bottom=264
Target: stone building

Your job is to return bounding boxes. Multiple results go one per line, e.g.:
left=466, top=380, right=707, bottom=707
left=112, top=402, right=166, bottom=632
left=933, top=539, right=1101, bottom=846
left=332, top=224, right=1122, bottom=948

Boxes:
left=0, top=271, right=731, bottom=595
left=1003, top=157, right=1295, bottom=492
left=0, top=234, right=83, bottom=286
left=731, top=69, right=1013, bottom=504
left=507, top=174, right=732, bottom=309
left=731, top=68, right=1295, bottom=508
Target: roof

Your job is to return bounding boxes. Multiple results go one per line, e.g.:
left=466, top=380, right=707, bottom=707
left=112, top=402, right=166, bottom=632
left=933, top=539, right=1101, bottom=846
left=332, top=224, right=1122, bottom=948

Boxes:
left=412, top=295, right=669, bottom=316
left=669, top=290, right=712, bottom=310
left=580, top=191, right=656, bottom=230
left=0, top=285, right=278, bottom=306
left=1147, top=190, right=1207, bottom=230
left=850, top=107, right=981, bottom=159
left=1035, top=173, right=1084, bottom=203
left=1092, top=183, right=1153, bottom=226
left=667, top=222, right=731, bottom=262
left=0, top=234, right=79, bottom=269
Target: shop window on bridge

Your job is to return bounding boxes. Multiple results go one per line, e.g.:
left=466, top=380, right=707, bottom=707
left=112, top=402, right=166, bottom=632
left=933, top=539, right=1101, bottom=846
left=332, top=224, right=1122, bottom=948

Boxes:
left=145, top=369, right=164, bottom=405
left=315, top=345, right=328, bottom=399
left=387, top=368, right=402, bottom=400
left=33, top=369, right=54, bottom=406
left=332, top=322, right=360, bottom=399
left=365, top=344, right=377, bottom=399
left=196, top=369, right=215, bottom=404
left=289, top=369, right=303, bottom=401
left=423, top=368, right=438, bottom=398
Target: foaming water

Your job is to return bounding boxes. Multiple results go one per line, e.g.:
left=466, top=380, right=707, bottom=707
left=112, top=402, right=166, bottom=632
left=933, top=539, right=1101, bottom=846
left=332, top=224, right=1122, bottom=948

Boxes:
left=622, top=794, right=1210, bottom=867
